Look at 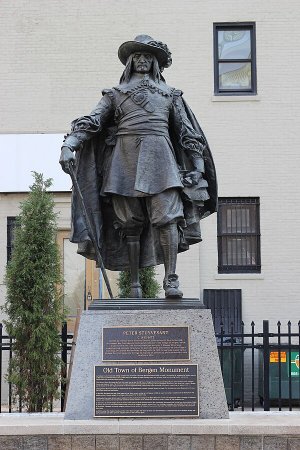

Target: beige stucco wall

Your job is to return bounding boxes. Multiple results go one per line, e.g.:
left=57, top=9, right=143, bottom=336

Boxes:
left=0, top=192, right=71, bottom=315
left=0, top=0, right=300, bottom=328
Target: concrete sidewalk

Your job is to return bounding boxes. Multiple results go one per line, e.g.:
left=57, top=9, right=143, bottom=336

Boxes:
left=0, top=411, right=300, bottom=435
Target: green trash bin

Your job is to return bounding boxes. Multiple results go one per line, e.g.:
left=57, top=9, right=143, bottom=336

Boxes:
left=218, top=345, right=244, bottom=408
left=258, top=348, right=300, bottom=405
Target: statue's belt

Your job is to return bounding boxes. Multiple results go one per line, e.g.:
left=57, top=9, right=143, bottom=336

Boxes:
left=129, top=90, right=155, bottom=112
left=115, top=117, right=169, bottom=136
left=116, top=88, right=158, bottom=113
left=115, top=130, right=169, bottom=137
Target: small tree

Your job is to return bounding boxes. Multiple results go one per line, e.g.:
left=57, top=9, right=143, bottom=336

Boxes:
left=118, top=267, right=161, bottom=298
left=3, top=172, right=64, bottom=412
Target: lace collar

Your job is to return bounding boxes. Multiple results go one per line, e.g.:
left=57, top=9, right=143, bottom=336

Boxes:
left=115, top=76, right=174, bottom=97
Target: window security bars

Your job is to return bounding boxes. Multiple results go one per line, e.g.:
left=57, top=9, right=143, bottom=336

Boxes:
left=217, top=197, right=261, bottom=273
left=213, top=22, right=257, bottom=95
left=7, top=217, right=17, bottom=263
left=203, top=289, right=242, bottom=334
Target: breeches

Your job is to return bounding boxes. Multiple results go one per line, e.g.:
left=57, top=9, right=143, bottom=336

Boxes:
left=112, top=188, right=184, bottom=235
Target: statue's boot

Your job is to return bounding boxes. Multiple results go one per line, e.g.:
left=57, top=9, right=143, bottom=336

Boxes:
left=159, top=223, right=183, bottom=299
left=126, top=235, right=143, bottom=298
left=163, top=273, right=183, bottom=299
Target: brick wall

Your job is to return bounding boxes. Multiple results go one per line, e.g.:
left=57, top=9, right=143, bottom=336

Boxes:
left=0, top=433, right=299, bottom=450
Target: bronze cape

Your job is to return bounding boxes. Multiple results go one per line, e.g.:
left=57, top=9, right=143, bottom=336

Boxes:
left=70, top=99, right=217, bottom=271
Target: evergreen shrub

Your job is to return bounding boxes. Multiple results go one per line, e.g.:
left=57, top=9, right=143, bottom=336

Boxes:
left=118, top=267, right=161, bottom=299
left=3, top=173, right=64, bottom=412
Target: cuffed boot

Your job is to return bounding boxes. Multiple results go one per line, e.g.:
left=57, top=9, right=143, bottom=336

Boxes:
left=163, top=273, right=183, bottom=299
left=130, top=282, right=142, bottom=298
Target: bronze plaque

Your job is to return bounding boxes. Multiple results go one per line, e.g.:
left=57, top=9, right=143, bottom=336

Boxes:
left=94, top=364, right=198, bottom=418
left=102, top=326, right=189, bottom=361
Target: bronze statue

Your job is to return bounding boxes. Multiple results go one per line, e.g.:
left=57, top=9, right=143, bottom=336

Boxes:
left=59, top=35, right=217, bottom=299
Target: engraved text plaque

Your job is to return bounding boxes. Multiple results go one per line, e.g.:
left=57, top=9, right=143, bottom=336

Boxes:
left=94, top=364, right=198, bottom=417
left=102, top=326, right=189, bottom=361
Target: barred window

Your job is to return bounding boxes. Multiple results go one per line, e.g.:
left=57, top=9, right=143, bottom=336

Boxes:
left=7, top=216, right=17, bottom=263
left=217, top=198, right=261, bottom=273
left=203, top=289, right=242, bottom=334
left=213, top=22, right=257, bottom=95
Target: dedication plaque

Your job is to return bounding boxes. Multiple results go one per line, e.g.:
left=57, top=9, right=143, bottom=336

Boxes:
left=94, top=364, right=198, bottom=417
left=102, top=326, right=189, bottom=361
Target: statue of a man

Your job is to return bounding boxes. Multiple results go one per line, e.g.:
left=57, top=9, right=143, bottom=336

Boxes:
left=59, top=35, right=217, bottom=299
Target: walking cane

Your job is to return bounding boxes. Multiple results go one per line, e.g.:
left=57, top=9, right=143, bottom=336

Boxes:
left=68, top=163, right=114, bottom=299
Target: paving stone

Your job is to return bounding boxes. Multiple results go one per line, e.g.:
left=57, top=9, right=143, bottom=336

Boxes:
left=144, top=435, right=168, bottom=450
left=96, top=435, right=119, bottom=450
left=289, top=438, right=300, bottom=450
left=23, top=436, right=47, bottom=450
left=215, top=435, right=240, bottom=450
left=72, top=435, right=95, bottom=450
left=168, top=435, right=191, bottom=450
left=0, top=436, right=23, bottom=450
left=191, top=435, right=215, bottom=450
left=241, top=436, right=263, bottom=450
left=263, top=436, right=288, bottom=450
left=48, top=435, right=72, bottom=450
left=119, top=435, right=143, bottom=450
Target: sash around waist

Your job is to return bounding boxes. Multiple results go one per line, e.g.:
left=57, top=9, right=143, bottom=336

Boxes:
left=116, top=130, right=169, bottom=136
left=116, top=110, right=169, bottom=136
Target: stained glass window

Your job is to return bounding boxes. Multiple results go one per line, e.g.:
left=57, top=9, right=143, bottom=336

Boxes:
left=214, top=23, right=257, bottom=95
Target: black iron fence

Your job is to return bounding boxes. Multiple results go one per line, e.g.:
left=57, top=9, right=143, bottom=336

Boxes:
left=0, top=322, right=73, bottom=413
left=0, top=320, right=299, bottom=412
left=218, top=320, right=300, bottom=411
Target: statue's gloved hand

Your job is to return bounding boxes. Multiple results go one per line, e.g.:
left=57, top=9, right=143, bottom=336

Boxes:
left=59, top=147, right=75, bottom=174
left=182, top=170, right=203, bottom=187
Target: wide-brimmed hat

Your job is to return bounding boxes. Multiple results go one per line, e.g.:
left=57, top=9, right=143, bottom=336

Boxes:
left=118, top=35, right=172, bottom=70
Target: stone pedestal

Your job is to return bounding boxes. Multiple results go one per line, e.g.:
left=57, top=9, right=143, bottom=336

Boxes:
left=65, top=300, right=229, bottom=420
